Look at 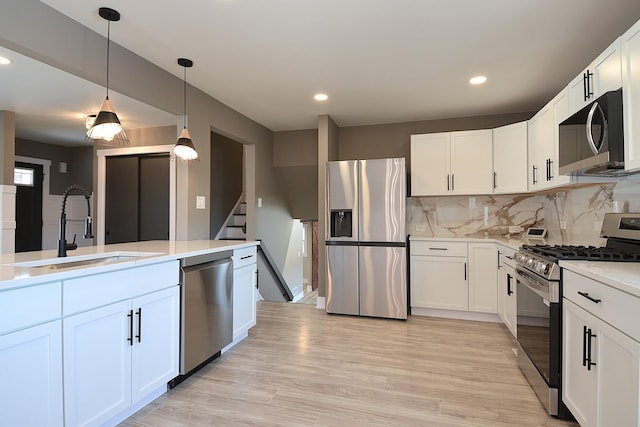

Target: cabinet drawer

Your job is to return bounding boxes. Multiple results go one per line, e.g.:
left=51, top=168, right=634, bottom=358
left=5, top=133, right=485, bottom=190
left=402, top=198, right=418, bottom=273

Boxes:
left=498, top=244, right=517, bottom=268
left=0, top=282, right=62, bottom=334
left=564, top=269, right=640, bottom=341
left=63, top=261, right=179, bottom=315
left=411, top=241, right=467, bottom=257
left=233, top=246, right=258, bottom=269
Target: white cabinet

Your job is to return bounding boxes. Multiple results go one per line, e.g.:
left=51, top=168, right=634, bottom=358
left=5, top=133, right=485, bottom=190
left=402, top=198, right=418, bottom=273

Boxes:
left=528, top=89, right=572, bottom=191
left=496, top=245, right=517, bottom=337
left=411, top=129, right=493, bottom=196
left=468, top=243, right=497, bottom=313
left=622, top=19, right=640, bottom=172
left=0, top=320, right=63, bottom=427
left=562, top=269, right=640, bottom=427
left=232, top=246, right=258, bottom=344
left=63, top=286, right=179, bottom=427
left=492, top=121, right=528, bottom=194
left=410, top=241, right=468, bottom=311
left=568, top=38, right=622, bottom=115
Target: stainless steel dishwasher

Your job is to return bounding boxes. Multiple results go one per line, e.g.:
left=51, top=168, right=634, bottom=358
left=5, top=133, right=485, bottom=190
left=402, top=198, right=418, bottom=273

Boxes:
left=178, top=251, right=233, bottom=377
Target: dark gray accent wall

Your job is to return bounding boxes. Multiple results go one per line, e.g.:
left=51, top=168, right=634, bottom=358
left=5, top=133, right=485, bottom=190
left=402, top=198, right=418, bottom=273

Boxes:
left=15, top=137, right=92, bottom=194
left=210, top=132, right=243, bottom=238
left=273, top=129, right=318, bottom=220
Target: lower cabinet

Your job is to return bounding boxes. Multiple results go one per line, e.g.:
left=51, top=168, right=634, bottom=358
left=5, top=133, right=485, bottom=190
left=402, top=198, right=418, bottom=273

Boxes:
left=0, top=320, right=63, bottom=427
left=232, top=246, right=258, bottom=343
left=411, top=255, right=468, bottom=310
left=410, top=240, right=499, bottom=316
left=468, top=243, right=497, bottom=313
left=496, top=246, right=517, bottom=337
left=563, top=270, right=640, bottom=427
left=63, top=286, right=179, bottom=427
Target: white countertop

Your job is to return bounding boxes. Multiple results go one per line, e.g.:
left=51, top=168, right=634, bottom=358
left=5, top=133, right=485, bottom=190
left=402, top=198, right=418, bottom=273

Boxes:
left=560, top=260, right=640, bottom=298
left=0, top=240, right=258, bottom=291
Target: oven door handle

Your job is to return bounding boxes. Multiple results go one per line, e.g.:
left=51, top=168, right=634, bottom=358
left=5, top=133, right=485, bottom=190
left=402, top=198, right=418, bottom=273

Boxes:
left=515, top=269, right=549, bottom=301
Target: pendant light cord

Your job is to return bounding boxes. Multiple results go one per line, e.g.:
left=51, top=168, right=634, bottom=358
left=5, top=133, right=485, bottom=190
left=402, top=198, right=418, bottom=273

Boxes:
left=183, top=66, right=188, bottom=129
left=106, top=20, right=111, bottom=100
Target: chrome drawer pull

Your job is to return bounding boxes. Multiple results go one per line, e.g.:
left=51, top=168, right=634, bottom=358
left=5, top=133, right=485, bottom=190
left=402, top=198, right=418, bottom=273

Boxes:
left=578, top=291, right=602, bottom=304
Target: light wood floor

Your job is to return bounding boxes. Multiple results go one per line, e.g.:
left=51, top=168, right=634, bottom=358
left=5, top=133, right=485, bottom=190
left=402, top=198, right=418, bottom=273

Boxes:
left=120, top=302, right=578, bottom=426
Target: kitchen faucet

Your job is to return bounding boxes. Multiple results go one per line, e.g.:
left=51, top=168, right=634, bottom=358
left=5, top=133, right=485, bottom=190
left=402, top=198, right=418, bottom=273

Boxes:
left=58, top=184, right=93, bottom=257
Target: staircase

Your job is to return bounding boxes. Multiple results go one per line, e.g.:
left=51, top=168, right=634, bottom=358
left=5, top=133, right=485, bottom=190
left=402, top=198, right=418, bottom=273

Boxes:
left=217, top=200, right=246, bottom=240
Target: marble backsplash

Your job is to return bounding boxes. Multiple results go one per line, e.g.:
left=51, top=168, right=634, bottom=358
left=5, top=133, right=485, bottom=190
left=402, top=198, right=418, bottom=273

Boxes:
left=407, top=174, right=640, bottom=245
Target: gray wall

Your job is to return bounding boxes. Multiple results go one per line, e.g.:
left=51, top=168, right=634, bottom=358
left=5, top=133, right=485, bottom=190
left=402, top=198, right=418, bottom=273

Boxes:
left=1, top=0, right=293, bottom=280
left=273, top=129, right=318, bottom=220
left=210, top=132, right=243, bottom=237
left=16, top=137, right=92, bottom=194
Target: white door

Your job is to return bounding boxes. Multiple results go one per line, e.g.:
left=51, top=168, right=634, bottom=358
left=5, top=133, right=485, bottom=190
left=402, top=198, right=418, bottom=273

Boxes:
left=64, top=300, right=132, bottom=427
left=450, top=130, right=493, bottom=194
left=563, top=300, right=597, bottom=427
left=0, top=321, right=63, bottom=427
left=131, top=287, right=180, bottom=403
left=468, top=243, right=497, bottom=313
left=410, top=256, right=468, bottom=311
left=233, top=263, right=258, bottom=339
left=410, top=133, right=450, bottom=195
left=493, top=122, right=528, bottom=194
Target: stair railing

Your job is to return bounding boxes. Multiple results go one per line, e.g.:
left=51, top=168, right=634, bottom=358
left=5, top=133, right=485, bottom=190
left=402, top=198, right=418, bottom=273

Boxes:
left=257, top=240, right=294, bottom=301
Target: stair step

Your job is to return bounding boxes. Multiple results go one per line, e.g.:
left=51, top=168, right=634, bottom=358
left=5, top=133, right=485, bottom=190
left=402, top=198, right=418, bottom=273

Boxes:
left=224, top=227, right=246, bottom=239
left=237, top=203, right=247, bottom=214
left=232, top=214, right=246, bottom=226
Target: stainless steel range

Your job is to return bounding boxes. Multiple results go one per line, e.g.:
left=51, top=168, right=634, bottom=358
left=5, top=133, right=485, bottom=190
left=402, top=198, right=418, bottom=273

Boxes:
left=515, top=213, right=640, bottom=418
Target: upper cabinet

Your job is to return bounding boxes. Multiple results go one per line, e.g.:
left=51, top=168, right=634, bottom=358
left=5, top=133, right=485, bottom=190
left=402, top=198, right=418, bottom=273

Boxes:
left=411, top=129, right=493, bottom=196
left=567, top=38, right=623, bottom=118
left=493, top=121, right=528, bottom=194
left=528, top=89, right=573, bottom=191
left=622, top=19, right=640, bottom=173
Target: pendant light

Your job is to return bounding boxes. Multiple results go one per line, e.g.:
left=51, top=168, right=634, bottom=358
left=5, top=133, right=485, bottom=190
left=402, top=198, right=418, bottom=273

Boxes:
left=174, top=58, right=198, bottom=160
left=86, top=7, right=128, bottom=144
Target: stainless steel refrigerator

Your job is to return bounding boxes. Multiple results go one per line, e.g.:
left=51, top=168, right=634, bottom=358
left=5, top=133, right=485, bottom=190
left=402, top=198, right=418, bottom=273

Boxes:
left=325, top=158, right=407, bottom=319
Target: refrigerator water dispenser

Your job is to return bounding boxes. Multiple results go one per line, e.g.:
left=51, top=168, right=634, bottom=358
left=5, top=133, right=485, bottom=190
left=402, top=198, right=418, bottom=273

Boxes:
left=330, top=210, right=352, bottom=237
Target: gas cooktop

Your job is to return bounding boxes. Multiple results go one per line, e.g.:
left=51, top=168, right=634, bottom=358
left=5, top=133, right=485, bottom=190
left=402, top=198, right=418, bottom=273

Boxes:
left=521, top=244, right=640, bottom=261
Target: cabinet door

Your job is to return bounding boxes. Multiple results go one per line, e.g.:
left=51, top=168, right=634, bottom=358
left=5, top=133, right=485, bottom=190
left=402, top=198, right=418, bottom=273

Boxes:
left=527, top=111, right=545, bottom=191
left=410, top=133, right=449, bottom=196
left=497, top=255, right=506, bottom=322
left=410, top=256, right=468, bottom=311
left=64, top=300, right=132, bottom=427
left=596, top=309, right=640, bottom=427
left=623, top=19, right=640, bottom=172
left=468, top=243, right=497, bottom=313
left=563, top=300, right=597, bottom=427
left=233, top=263, right=258, bottom=340
left=503, top=265, right=517, bottom=337
left=131, top=286, right=179, bottom=403
left=0, top=321, right=63, bottom=427
left=450, top=130, right=493, bottom=195
left=492, top=122, right=528, bottom=194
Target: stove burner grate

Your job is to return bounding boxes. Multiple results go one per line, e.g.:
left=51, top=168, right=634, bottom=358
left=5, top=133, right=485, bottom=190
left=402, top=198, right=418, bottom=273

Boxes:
left=522, top=244, right=640, bottom=261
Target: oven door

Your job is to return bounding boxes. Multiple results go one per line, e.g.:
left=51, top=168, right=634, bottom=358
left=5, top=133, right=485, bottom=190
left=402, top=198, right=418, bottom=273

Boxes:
left=515, top=267, right=561, bottom=387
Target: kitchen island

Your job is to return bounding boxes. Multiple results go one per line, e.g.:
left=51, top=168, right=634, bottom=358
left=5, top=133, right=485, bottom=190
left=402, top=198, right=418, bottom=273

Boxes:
left=0, top=239, right=259, bottom=427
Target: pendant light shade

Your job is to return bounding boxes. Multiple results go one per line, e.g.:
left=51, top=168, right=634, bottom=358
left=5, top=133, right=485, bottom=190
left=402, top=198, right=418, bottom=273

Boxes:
left=86, top=7, right=128, bottom=144
left=174, top=58, right=198, bottom=160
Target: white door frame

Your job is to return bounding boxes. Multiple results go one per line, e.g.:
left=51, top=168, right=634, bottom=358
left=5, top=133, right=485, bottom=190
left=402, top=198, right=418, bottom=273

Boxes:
left=96, top=145, right=176, bottom=245
left=14, top=156, right=52, bottom=250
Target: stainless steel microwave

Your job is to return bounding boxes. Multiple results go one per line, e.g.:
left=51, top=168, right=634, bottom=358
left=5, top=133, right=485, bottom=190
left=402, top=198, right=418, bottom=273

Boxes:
left=559, top=88, right=625, bottom=176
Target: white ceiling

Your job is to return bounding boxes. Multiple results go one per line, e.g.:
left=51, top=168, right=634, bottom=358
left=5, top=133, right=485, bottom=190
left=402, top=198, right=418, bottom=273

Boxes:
left=0, top=47, right=178, bottom=146
left=11, top=1, right=640, bottom=140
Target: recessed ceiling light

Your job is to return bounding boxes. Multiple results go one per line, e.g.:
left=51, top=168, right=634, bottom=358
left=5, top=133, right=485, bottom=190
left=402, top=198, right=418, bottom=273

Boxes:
left=314, top=93, right=328, bottom=101
left=0, top=56, right=12, bottom=65
left=469, top=75, right=487, bottom=85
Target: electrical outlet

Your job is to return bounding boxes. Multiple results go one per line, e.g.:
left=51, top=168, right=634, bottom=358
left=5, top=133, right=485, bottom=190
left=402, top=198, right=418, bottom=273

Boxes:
left=594, top=221, right=602, bottom=231
left=416, top=224, right=427, bottom=231
left=196, top=196, right=206, bottom=210
left=560, top=221, right=567, bottom=230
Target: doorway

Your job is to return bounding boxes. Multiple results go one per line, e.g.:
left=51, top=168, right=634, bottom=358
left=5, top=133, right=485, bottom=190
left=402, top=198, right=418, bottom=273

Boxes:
left=14, top=161, right=43, bottom=252
left=104, top=153, right=170, bottom=244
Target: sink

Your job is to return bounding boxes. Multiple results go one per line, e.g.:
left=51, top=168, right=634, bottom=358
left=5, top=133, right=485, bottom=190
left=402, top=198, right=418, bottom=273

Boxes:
left=10, top=251, right=160, bottom=270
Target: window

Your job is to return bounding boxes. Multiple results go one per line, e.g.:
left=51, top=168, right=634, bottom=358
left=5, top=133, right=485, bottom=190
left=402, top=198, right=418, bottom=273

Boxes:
left=14, top=167, right=34, bottom=186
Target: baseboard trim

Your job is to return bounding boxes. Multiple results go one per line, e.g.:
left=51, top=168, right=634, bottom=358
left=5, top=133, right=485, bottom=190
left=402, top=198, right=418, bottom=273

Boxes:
left=316, top=296, right=326, bottom=310
left=411, top=307, right=501, bottom=323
